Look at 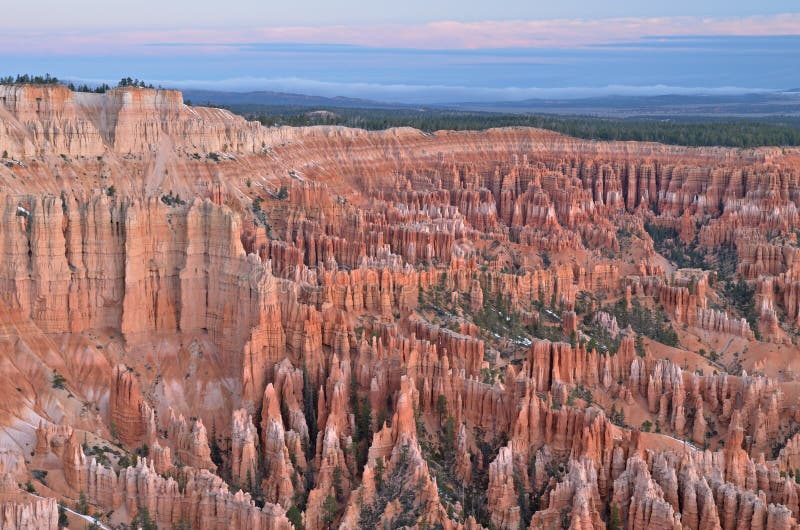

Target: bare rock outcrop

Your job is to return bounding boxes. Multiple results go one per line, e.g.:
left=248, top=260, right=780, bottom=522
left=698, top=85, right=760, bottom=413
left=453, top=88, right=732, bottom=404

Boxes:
left=4, top=83, right=800, bottom=530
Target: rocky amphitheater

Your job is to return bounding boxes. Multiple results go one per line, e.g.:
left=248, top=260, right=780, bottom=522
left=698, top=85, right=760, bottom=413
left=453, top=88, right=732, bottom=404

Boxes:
left=1, top=83, right=800, bottom=529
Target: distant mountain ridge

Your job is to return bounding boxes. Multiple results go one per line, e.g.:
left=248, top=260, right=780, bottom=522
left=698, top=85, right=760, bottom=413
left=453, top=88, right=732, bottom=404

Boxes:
left=181, top=89, right=412, bottom=109
left=447, top=92, right=800, bottom=118
left=180, top=87, right=800, bottom=118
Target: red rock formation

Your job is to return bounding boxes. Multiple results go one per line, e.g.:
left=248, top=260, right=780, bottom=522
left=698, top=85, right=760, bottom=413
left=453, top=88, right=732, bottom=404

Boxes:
left=4, top=84, right=800, bottom=529
left=0, top=473, right=58, bottom=530
left=529, top=458, right=606, bottom=530
left=611, top=454, right=682, bottom=530
left=167, top=409, right=216, bottom=471
left=91, top=458, right=291, bottom=529
left=34, top=421, right=73, bottom=457
left=231, top=409, right=259, bottom=490
left=455, top=423, right=472, bottom=483
left=110, top=364, right=155, bottom=448
left=61, top=431, right=87, bottom=492
left=487, top=445, right=521, bottom=530
left=260, top=383, right=299, bottom=507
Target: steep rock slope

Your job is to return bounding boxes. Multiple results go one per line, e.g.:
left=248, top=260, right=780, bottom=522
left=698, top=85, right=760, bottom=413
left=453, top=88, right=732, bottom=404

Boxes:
left=0, top=84, right=800, bottom=529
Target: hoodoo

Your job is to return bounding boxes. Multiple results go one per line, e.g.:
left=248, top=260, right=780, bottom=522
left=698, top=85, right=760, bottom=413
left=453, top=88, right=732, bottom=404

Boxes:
left=1, top=84, right=800, bottom=529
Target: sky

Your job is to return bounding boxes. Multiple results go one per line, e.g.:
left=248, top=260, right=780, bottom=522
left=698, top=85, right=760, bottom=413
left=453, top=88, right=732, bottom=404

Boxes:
left=2, top=1, right=799, bottom=103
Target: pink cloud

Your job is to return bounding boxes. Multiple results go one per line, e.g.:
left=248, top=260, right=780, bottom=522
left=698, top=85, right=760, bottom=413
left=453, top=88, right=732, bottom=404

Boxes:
left=2, top=13, right=800, bottom=54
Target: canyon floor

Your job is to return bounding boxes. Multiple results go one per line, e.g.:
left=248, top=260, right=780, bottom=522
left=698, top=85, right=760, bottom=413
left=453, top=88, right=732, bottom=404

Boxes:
left=1, top=83, right=800, bottom=529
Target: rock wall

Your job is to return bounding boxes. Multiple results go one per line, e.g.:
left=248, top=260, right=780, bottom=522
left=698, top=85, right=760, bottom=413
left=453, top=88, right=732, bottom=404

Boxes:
left=3, top=84, right=800, bottom=529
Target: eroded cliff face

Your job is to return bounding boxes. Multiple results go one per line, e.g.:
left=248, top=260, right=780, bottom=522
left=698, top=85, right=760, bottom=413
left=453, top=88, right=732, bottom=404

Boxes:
left=2, top=84, right=800, bottom=529
left=0, top=84, right=272, bottom=158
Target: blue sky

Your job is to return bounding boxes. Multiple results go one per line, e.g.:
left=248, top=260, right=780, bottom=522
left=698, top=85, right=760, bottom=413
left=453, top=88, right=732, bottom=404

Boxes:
left=5, top=0, right=799, bottom=28
left=2, top=1, right=799, bottom=103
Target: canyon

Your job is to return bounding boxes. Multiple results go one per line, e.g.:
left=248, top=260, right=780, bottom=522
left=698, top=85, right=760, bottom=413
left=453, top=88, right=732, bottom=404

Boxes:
left=1, top=83, right=800, bottom=529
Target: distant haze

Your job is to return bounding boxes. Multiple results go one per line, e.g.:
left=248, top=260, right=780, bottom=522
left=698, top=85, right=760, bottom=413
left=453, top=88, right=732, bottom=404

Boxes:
left=1, top=2, right=798, bottom=104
